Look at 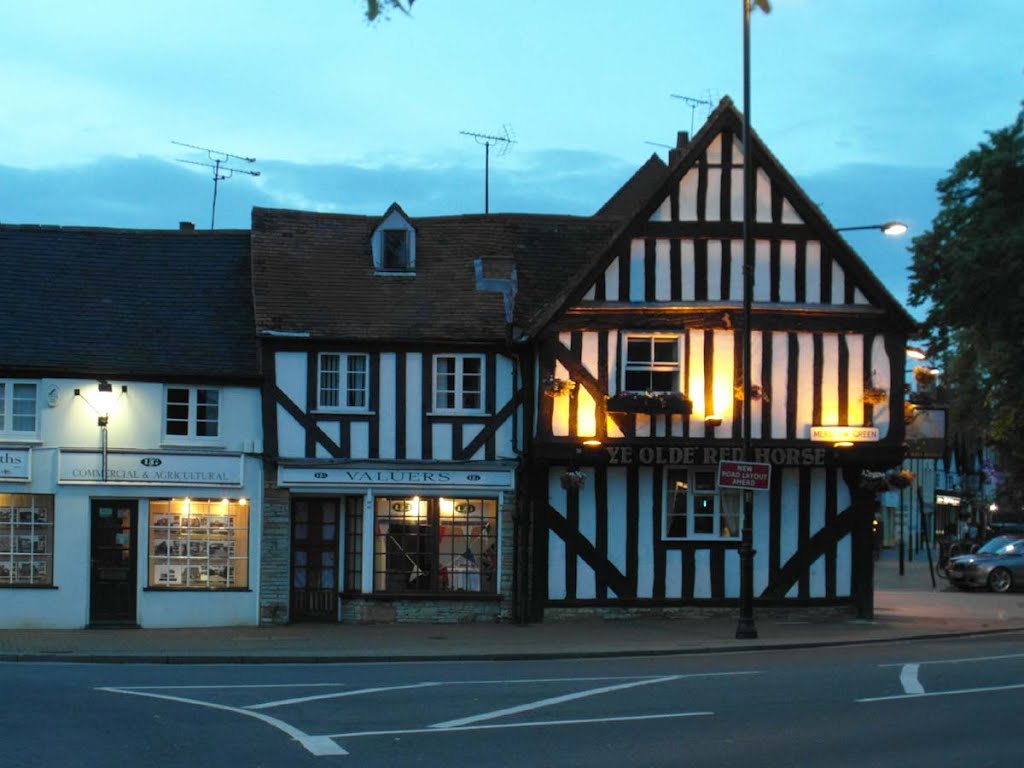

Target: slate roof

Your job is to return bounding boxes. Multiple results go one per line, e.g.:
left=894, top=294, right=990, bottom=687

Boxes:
left=0, top=225, right=259, bottom=381
left=250, top=207, right=621, bottom=343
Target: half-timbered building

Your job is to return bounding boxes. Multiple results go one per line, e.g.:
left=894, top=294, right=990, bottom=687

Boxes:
left=524, top=98, right=916, bottom=620
left=250, top=206, right=616, bottom=623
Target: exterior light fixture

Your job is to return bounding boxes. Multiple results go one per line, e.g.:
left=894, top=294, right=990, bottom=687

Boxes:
left=834, top=441, right=854, bottom=448
left=906, top=346, right=927, bottom=361
left=704, top=414, right=723, bottom=428
left=73, top=380, right=128, bottom=427
left=836, top=221, right=908, bottom=236
left=581, top=439, right=603, bottom=447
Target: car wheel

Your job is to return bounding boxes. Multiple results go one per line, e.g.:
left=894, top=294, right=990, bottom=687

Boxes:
left=988, top=568, right=1013, bottom=593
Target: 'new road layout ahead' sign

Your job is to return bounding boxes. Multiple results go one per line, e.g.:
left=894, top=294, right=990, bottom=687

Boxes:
left=718, top=460, right=772, bottom=490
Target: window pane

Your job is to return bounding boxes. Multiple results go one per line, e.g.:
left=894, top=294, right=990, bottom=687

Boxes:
left=319, top=354, right=340, bottom=408
left=650, top=371, right=676, bottom=391
left=694, top=471, right=717, bottom=491
left=195, top=389, right=219, bottom=437
left=666, top=471, right=688, bottom=538
left=720, top=492, right=741, bottom=538
left=165, top=388, right=190, bottom=435
left=461, top=358, right=482, bottom=410
left=346, top=355, right=367, bottom=408
left=11, top=384, right=36, bottom=432
left=435, top=357, right=456, bottom=409
left=148, top=499, right=248, bottom=589
left=623, top=370, right=651, bottom=392
left=382, top=230, right=409, bottom=270
left=653, top=339, right=678, bottom=363
left=626, top=338, right=651, bottom=364
left=0, top=493, right=54, bottom=585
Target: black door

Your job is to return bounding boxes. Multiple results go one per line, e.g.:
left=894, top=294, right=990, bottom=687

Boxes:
left=90, top=500, right=138, bottom=625
left=291, top=498, right=339, bottom=621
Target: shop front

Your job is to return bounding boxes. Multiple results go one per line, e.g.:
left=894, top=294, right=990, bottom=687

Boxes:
left=271, top=462, right=515, bottom=623
left=0, top=447, right=262, bottom=629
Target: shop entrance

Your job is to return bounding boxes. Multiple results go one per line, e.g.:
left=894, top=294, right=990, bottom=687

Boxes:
left=89, top=500, right=138, bottom=626
left=291, top=498, right=340, bottom=621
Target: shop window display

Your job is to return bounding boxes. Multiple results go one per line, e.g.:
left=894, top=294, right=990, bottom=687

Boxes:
left=149, top=498, right=249, bottom=589
left=0, top=494, right=53, bottom=586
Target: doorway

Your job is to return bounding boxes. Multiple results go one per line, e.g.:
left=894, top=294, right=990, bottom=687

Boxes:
left=89, top=500, right=138, bottom=626
left=291, top=498, right=339, bottom=621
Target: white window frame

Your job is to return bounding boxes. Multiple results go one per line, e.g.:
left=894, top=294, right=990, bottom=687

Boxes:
left=621, top=334, right=682, bottom=393
left=663, top=467, right=741, bottom=541
left=371, top=206, right=416, bottom=273
left=317, top=352, right=370, bottom=411
left=433, top=354, right=486, bottom=414
left=163, top=386, right=221, bottom=442
left=0, top=381, right=38, bottom=437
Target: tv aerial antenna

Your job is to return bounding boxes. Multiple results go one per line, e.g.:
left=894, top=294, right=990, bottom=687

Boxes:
left=459, top=126, right=516, bottom=214
left=172, top=141, right=260, bottom=229
left=670, top=94, right=712, bottom=135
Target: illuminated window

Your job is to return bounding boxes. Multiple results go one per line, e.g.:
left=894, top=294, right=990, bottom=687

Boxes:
left=434, top=354, right=485, bottom=412
left=148, top=499, right=249, bottom=589
left=0, top=494, right=53, bottom=586
left=623, top=335, right=681, bottom=392
left=317, top=353, right=369, bottom=410
left=164, top=386, right=220, bottom=439
left=0, top=382, right=37, bottom=435
left=369, top=496, right=497, bottom=594
left=664, top=469, right=740, bottom=540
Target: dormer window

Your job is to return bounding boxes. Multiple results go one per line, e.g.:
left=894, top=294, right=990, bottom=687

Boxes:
left=381, top=229, right=410, bottom=271
left=372, top=203, right=416, bottom=274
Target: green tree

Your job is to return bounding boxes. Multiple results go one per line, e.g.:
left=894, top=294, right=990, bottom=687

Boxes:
left=908, top=104, right=1024, bottom=504
left=364, top=0, right=414, bottom=22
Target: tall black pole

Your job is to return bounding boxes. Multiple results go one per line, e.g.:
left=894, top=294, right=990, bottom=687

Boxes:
left=736, top=0, right=758, bottom=639
left=484, top=140, right=491, bottom=214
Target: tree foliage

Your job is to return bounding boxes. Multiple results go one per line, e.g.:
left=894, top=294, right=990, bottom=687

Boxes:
left=364, top=0, right=414, bottom=22
left=908, top=104, right=1024, bottom=502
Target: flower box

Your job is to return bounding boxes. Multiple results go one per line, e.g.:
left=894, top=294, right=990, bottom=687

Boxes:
left=560, top=470, right=587, bottom=490
left=606, top=391, right=692, bottom=415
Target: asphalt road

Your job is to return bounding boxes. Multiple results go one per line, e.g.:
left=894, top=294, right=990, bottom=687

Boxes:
left=5, top=633, right=1024, bottom=767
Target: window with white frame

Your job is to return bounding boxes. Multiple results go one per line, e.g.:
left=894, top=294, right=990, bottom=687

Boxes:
left=0, top=381, right=38, bottom=436
left=164, top=386, right=220, bottom=439
left=434, top=354, right=484, bottom=412
left=664, top=468, right=741, bottom=540
left=318, top=353, right=369, bottom=410
left=623, top=335, right=681, bottom=392
left=148, top=498, right=249, bottom=589
left=0, top=493, right=53, bottom=586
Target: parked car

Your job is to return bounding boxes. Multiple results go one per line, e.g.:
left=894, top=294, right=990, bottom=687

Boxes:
left=947, top=536, right=1024, bottom=592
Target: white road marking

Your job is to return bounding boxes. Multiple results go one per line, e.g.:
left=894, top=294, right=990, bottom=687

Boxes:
left=105, top=683, right=353, bottom=691
left=429, top=674, right=682, bottom=729
left=899, top=664, right=924, bottom=695
left=330, top=710, right=713, bottom=739
left=97, top=686, right=346, bottom=756
left=880, top=652, right=1024, bottom=668
left=245, top=681, right=440, bottom=710
left=858, top=681, right=1024, bottom=703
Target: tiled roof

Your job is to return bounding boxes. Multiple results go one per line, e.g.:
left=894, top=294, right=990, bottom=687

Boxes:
left=595, top=153, right=668, bottom=217
left=251, top=208, right=621, bottom=342
left=0, top=225, right=259, bottom=380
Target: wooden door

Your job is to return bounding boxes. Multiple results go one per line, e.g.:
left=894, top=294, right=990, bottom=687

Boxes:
left=291, top=498, right=339, bottom=621
left=89, top=500, right=137, bottom=625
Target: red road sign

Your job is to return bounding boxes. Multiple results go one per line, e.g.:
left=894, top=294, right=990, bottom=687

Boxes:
left=718, top=460, right=771, bottom=490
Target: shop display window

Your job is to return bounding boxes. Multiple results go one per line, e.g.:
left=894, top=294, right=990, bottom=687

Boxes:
left=0, top=493, right=53, bottom=586
left=371, top=496, right=497, bottom=594
left=148, top=498, right=248, bottom=589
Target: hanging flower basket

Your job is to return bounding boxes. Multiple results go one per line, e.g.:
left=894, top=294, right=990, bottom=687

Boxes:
left=542, top=375, right=576, bottom=397
left=860, top=469, right=915, bottom=493
left=560, top=469, right=587, bottom=490
left=734, top=384, right=769, bottom=403
left=862, top=386, right=888, bottom=405
left=913, top=365, right=938, bottom=387
left=606, top=391, right=692, bottom=415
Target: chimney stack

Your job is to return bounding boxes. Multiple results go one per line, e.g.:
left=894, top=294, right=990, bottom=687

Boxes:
left=668, top=131, right=689, bottom=165
left=179, top=221, right=195, bottom=231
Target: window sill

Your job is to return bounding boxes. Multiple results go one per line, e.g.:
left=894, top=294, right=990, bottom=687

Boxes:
left=0, top=438, right=42, bottom=446
left=427, top=411, right=490, bottom=418
left=143, top=587, right=252, bottom=593
left=373, top=269, right=416, bottom=277
left=311, top=409, right=374, bottom=416
left=0, top=583, right=57, bottom=589
left=159, top=442, right=228, bottom=451
left=341, top=590, right=501, bottom=602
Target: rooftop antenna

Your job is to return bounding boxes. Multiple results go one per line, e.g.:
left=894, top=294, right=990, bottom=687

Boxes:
left=459, top=126, right=515, bottom=214
left=172, top=141, right=260, bottom=229
left=670, top=94, right=713, bottom=135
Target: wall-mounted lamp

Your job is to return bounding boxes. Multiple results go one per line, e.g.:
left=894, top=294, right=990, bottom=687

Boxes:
left=704, top=415, right=723, bottom=428
left=906, top=346, right=927, bottom=361
left=581, top=439, right=603, bottom=448
left=74, top=380, right=128, bottom=427
left=834, top=441, right=854, bottom=449
left=836, top=221, right=908, bottom=237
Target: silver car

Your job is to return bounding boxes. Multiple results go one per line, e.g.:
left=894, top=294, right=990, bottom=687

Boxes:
left=947, top=536, right=1024, bottom=592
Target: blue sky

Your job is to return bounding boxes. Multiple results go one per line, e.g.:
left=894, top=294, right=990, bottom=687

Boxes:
left=1, top=1, right=1021, bottom=312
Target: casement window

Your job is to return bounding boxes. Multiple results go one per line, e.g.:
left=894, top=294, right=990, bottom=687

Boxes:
left=381, top=230, right=411, bottom=271
left=664, top=468, right=741, bottom=540
left=433, top=354, right=485, bottom=413
left=622, top=335, right=681, bottom=392
left=318, top=353, right=369, bottom=410
left=0, top=494, right=53, bottom=586
left=148, top=498, right=249, bottom=589
left=370, top=496, right=497, bottom=594
left=164, top=386, right=220, bottom=439
left=0, top=381, right=38, bottom=436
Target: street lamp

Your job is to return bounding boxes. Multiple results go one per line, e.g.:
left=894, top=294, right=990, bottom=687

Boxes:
left=836, top=221, right=908, bottom=236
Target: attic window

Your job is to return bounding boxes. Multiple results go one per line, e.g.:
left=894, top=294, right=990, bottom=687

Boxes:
left=381, top=229, right=410, bottom=271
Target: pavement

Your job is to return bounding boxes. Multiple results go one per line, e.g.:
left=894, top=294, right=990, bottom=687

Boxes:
left=3, top=546, right=1024, bottom=664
